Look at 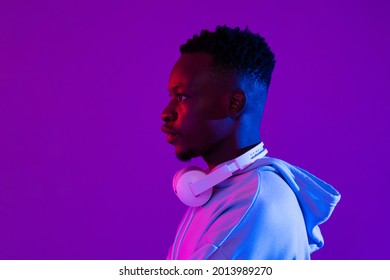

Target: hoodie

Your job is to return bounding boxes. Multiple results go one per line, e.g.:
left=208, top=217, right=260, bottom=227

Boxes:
left=167, top=157, right=341, bottom=260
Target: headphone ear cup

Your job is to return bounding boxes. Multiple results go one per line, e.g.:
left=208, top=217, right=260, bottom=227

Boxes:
left=173, top=166, right=213, bottom=207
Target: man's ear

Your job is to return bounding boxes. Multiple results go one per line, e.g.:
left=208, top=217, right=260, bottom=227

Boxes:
left=228, top=91, right=246, bottom=118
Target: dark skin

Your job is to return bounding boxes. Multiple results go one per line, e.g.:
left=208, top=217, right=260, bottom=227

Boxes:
left=161, top=53, right=261, bottom=170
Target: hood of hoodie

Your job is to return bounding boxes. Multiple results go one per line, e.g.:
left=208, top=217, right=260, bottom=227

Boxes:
left=215, top=156, right=341, bottom=253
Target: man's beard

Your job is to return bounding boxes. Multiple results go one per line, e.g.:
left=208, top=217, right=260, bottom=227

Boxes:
left=176, top=148, right=198, bottom=162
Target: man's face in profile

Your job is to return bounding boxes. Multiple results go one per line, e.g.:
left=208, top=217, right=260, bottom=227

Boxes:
left=161, top=53, right=235, bottom=161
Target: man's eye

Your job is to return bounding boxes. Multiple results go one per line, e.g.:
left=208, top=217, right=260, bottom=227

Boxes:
left=177, top=94, right=188, bottom=102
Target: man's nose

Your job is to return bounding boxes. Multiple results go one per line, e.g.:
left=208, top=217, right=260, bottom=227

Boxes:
left=161, top=103, right=178, bottom=122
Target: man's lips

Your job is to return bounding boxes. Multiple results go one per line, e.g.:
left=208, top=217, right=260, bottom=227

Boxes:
left=161, top=125, right=180, bottom=144
left=160, top=125, right=178, bottom=135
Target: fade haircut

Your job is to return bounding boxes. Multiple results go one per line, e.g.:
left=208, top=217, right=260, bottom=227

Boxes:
left=180, top=25, right=276, bottom=89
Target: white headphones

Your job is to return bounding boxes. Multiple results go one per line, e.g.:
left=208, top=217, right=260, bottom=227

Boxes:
left=173, top=142, right=268, bottom=207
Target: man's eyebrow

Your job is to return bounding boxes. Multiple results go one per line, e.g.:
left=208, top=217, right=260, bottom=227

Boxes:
left=168, top=84, right=183, bottom=93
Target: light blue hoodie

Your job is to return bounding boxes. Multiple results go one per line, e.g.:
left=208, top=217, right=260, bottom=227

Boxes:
left=167, top=157, right=341, bottom=260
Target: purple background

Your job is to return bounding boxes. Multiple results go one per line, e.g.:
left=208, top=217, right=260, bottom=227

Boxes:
left=1, top=0, right=389, bottom=260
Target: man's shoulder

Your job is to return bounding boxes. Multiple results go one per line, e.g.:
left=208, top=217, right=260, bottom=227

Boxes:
left=198, top=166, right=308, bottom=258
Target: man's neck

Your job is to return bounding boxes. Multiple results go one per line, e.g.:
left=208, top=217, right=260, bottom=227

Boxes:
left=203, top=139, right=261, bottom=171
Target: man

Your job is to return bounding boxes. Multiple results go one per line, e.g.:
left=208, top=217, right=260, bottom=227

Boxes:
left=161, top=26, right=340, bottom=259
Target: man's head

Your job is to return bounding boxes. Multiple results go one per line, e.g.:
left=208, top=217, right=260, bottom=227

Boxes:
left=161, top=26, right=275, bottom=166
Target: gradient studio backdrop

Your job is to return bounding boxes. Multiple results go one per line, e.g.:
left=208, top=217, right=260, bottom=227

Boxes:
left=1, top=0, right=389, bottom=260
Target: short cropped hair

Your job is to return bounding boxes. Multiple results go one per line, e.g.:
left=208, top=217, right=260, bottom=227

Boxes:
left=180, top=25, right=276, bottom=89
